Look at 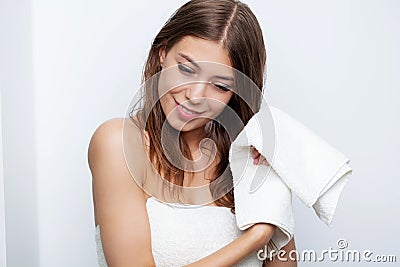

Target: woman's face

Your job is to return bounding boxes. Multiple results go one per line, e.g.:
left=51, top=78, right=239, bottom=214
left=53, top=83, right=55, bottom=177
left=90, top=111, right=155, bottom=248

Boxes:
left=158, top=35, right=234, bottom=133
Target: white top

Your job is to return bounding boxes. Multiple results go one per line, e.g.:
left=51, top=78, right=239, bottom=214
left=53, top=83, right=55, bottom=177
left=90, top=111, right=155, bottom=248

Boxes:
left=95, top=196, right=263, bottom=266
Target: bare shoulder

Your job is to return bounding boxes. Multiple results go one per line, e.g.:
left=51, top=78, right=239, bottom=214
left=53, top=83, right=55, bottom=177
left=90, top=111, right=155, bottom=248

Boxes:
left=88, top=118, right=123, bottom=154
left=88, top=116, right=146, bottom=186
left=88, top=116, right=142, bottom=149
left=87, top=117, right=155, bottom=265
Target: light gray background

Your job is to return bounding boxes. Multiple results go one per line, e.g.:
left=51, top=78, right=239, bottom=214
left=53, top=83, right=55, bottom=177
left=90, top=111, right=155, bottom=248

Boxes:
left=1, top=0, right=399, bottom=266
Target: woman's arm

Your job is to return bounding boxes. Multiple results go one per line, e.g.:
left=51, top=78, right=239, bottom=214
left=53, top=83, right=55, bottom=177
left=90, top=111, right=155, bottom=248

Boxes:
left=183, top=223, right=276, bottom=267
left=88, top=118, right=156, bottom=267
left=264, top=237, right=297, bottom=267
left=183, top=226, right=297, bottom=267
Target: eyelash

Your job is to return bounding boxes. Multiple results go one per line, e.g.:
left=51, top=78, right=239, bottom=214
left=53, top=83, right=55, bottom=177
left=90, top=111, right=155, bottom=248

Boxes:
left=178, top=63, right=195, bottom=74
left=177, top=63, right=231, bottom=92
left=213, top=84, right=230, bottom=92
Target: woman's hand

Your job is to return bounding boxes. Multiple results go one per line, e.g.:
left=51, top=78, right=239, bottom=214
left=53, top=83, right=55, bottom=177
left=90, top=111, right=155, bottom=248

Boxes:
left=250, top=145, right=270, bottom=166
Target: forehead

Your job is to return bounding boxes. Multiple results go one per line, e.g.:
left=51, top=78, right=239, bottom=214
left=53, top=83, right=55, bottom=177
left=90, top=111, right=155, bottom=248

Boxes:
left=169, top=36, right=232, bottom=68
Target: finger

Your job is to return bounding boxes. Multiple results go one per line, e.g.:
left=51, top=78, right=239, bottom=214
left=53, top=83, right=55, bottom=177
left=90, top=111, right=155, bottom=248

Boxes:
left=258, top=154, right=265, bottom=164
left=254, top=155, right=262, bottom=165
left=251, top=148, right=260, bottom=159
left=254, top=157, right=259, bottom=165
left=258, top=154, right=270, bottom=166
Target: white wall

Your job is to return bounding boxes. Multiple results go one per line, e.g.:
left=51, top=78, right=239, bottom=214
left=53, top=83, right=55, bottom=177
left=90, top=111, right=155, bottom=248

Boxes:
left=1, top=0, right=39, bottom=266
left=0, top=89, right=7, bottom=267
left=1, top=0, right=399, bottom=266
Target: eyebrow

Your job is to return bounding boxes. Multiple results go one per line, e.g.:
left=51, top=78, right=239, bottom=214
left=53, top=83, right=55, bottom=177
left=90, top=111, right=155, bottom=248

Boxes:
left=178, top=52, right=234, bottom=81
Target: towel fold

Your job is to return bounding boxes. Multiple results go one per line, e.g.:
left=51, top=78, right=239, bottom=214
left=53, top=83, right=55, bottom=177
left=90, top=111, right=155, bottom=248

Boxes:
left=228, top=104, right=352, bottom=251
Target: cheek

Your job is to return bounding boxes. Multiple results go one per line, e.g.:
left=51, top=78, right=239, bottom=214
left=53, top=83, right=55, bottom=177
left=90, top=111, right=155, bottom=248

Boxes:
left=209, top=93, right=233, bottom=114
left=158, top=94, right=169, bottom=116
left=158, top=65, right=189, bottom=98
left=158, top=78, right=184, bottom=115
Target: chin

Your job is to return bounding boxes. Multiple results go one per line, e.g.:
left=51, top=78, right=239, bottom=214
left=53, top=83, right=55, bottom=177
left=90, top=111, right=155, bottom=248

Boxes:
left=167, top=116, right=207, bottom=133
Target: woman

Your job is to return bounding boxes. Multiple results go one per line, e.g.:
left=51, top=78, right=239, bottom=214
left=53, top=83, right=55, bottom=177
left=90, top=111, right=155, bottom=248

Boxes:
left=88, top=0, right=297, bottom=266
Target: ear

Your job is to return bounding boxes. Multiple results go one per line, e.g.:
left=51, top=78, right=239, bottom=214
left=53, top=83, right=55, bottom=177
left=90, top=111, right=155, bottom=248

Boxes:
left=158, top=47, right=166, bottom=65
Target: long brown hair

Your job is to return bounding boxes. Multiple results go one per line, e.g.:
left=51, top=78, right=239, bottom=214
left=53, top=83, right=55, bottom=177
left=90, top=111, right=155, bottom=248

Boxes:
left=130, top=0, right=266, bottom=214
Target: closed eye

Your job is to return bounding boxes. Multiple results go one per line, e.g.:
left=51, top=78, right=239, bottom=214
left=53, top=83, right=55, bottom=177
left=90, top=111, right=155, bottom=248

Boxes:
left=213, top=83, right=231, bottom=92
left=178, top=63, right=196, bottom=74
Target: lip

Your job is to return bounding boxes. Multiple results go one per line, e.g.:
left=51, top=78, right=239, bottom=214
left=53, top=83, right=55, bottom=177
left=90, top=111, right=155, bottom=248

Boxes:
left=174, top=99, right=203, bottom=120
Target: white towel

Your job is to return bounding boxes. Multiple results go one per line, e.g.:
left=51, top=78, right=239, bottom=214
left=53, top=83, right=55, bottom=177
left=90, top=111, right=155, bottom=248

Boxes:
left=228, top=104, right=352, bottom=252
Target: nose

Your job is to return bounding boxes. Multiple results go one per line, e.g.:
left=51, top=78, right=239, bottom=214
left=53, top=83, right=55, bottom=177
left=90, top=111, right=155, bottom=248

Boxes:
left=185, top=82, right=209, bottom=104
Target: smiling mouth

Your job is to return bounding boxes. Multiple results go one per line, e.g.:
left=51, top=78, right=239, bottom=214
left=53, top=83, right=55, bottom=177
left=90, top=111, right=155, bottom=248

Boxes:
left=174, top=99, right=203, bottom=115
